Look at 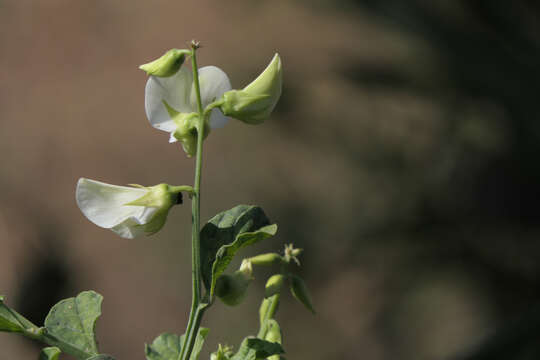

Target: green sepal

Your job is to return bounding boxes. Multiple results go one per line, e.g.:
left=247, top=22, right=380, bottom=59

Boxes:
left=125, top=183, right=177, bottom=208
left=162, top=100, right=210, bottom=158
left=289, top=275, right=315, bottom=314
left=125, top=183, right=179, bottom=235
left=44, top=291, right=103, bottom=357
left=39, top=347, right=61, bottom=360
left=145, top=328, right=209, bottom=360
left=219, top=92, right=270, bottom=124
left=230, top=338, right=284, bottom=360
left=0, top=296, right=38, bottom=333
left=169, top=109, right=208, bottom=158
left=200, top=205, right=277, bottom=301
left=139, top=49, right=191, bottom=77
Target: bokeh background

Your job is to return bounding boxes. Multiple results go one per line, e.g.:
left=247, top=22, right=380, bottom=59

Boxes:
left=2, top=1, right=540, bottom=359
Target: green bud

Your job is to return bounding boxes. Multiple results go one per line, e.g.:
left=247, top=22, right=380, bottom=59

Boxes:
left=215, top=265, right=253, bottom=306
left=219, top=53, right=282, bottom=124
left=265, top=274, right=285, bottom=298
left=249, top=253, right=284, bottom=266
left=289, top=275, right=316, bottom=314
left=211, top=344, right=233, bottom=360
left=139, top=48, right=190, bottom=77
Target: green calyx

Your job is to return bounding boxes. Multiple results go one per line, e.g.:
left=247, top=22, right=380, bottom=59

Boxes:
left=218, top=53, right=282, bottom=124
left=163, top=100, right=210, bottom=157
left=125, top=183, right=187, bottom=235
left=139, top=48, right=191, bottom=77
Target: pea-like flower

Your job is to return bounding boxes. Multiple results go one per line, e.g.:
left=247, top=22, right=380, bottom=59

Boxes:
left=76, top=178, right=186, bottom=239
left=143, top=63, right=232, bottom=156
left=218, top=54, right=282, bottom=124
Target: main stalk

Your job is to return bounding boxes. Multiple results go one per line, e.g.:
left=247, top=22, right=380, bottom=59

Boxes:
left=179, top=41, right=207, bottom=360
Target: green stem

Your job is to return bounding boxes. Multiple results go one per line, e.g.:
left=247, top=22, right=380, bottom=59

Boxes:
left=179, top=41, right=207, bottom=360
left=257, top=293, right=280, bottom=339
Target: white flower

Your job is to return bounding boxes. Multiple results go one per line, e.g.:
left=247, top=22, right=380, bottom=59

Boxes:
left=144, top=65, right=232, bottom=155
left=76, top=178, right=180, bottom=239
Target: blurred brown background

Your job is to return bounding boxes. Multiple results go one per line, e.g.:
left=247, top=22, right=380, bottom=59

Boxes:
left=2, top=1, right=540, bottom=359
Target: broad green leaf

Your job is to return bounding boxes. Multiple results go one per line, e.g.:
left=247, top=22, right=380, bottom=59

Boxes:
left=0, top=296, right=38, bottom=333
left=87, top=355, right=116, bottom=360
left=44, top=291, right=103, bottom=356
left=145, top=328, right=209, bottom=360
left=39, top=347, right=61, bottom=360
left=230, top=338, right=284, bottom=360
left=200, top=205, right=277, bottom=299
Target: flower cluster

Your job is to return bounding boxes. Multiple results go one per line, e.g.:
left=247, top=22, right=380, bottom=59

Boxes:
left=76, top=48, right=282, bottom=239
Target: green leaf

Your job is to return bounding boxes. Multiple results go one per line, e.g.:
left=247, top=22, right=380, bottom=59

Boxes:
left=39, top=347, right=61, bottom=360
left=44, top=290, right=103, bottom=356
left=0, top=296, right=38, bottom=333
left=230, top=338, right=284, bottom=360
left=200, top=205, right=277, bottom=299
left=191, top=327, right=210, bottom=360
left=145, top=333, right=182, bottom=360
left=87, top=355, right=116, bottom=360
left=145, top=328, right=209, bottom=360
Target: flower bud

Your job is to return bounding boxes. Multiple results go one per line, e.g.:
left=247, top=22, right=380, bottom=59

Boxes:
left=215, top=264, right=253, bottom=306
left=265, top=274, right=285, bottom=298
left=139, top=49, right=190, bottom=77
left=249, top=253, right=283, bottom=266
left=210, top=344, right=233, bottom=360
left=289, top=275, right=316, bottom=314
left=219, top=54, right=282, bottom=124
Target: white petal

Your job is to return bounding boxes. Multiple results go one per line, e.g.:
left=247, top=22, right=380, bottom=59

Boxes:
left=110, top=218, right=145, bottom=239
left=145, top=66, right=193, bottom=132
left=76, top=178, right=156, bottom=231
left=193, top=66, right=232, bottom=108
left=208, top=108, right=229, bottom=129
left=169, top=132, right=178, bottom=143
